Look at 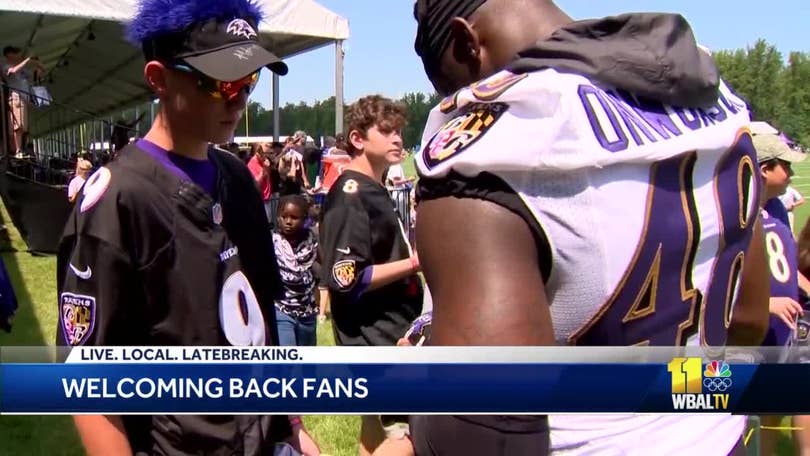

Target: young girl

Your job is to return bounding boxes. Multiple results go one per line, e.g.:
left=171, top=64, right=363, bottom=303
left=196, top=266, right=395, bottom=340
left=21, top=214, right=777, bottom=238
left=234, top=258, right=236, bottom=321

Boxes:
left=273, top=195, right=319, bottom=346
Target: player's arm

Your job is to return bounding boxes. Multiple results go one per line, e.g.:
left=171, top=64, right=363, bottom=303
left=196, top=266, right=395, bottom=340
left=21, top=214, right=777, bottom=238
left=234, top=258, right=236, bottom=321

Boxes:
left=729, top=216, right=770, bottom=345
left=74, top=416, right=132, bottom=456
left=416, top=196, right=554, bottom=346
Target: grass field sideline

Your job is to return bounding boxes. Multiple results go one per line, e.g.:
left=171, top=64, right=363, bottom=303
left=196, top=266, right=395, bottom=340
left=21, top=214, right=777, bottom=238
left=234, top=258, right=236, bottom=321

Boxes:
left=0, top=154, right=805, bottom=455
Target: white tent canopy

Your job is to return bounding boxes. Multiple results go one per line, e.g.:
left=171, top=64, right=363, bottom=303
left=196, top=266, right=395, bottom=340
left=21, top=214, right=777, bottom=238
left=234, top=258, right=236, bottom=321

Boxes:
left=0, top=0, right=349, bottom=136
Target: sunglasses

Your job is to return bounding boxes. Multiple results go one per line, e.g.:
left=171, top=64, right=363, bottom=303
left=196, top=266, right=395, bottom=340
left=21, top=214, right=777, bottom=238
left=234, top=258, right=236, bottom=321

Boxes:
left=170, top=63, right=259, bottom=101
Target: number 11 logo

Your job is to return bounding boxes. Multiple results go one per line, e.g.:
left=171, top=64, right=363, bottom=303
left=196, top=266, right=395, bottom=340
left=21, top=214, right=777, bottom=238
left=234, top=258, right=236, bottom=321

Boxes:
left=668, top=357, right=702, bottom=394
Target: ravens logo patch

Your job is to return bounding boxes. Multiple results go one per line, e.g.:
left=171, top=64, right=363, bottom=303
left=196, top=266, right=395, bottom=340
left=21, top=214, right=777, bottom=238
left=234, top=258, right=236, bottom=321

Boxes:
left=60, top=292, right=96, bottom=346
left=424, top=102, right=508, bottom=169
left=332, top=259, right=356, bottom=289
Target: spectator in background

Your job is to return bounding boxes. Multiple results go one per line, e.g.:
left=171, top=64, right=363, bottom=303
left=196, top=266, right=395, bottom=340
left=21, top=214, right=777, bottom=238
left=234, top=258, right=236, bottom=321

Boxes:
left=67, top=159, right=93, bottom=203
left=385, top=161, right=414, bottom=189
left=320, top=95, right=422, bottom=455
left=385, top=160, right=415, bottom=235
left=273, top=195, right=319, bottom=346
left=110, top=113, right=146, bottom=157
left=269, top=141, right=284, bottom=194
left=279, top=141, right=310, bottom=195
left=3, top=46, right=44, bottom=157
left=304, top=145, right=322, bottom=193
left=293, top=130, right=308, bottom=148
left=248, top=142, right=274, bottom=220
left=322, top=136, right=336, bottom=156
left=317, top=134, right=351, bottom=195
left=309, top=204, right=330, bottom=324
left=780, top=184, right=805, bottom=234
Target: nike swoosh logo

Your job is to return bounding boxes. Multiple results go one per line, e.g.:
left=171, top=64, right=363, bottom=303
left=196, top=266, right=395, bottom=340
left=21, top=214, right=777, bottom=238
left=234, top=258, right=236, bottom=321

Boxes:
left=69, top=264, right=92, bottom=280
left=336, top=247, right=350, bottom=255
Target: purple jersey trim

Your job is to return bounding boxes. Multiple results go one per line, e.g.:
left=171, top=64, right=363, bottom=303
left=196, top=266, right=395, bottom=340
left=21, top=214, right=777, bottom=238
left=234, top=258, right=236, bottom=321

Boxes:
left=349, top=266, right=374, bottom=302
left=137, top=139, right=217, bottom=197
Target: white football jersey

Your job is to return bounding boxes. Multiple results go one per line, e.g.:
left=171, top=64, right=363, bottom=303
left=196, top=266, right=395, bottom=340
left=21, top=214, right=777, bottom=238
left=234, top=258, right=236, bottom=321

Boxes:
left=417, top=68, right=754, bottom=454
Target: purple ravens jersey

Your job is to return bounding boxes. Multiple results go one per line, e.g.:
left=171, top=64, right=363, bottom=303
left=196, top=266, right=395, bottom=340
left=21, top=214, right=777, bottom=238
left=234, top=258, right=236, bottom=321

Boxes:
left=761, top=210, right=798, bottom=351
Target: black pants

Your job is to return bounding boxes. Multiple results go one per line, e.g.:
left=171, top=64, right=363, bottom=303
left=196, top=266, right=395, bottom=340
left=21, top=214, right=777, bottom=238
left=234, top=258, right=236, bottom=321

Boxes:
left=410, top=415, right=549, bottom=456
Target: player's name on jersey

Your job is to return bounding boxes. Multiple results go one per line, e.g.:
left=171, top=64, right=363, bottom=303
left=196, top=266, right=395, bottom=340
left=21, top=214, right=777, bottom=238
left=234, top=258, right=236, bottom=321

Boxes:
left=67, top=347, right=301, bottom=363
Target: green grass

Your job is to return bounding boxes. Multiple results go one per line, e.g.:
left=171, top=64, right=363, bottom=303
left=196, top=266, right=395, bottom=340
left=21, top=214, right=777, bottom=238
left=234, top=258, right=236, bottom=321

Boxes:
left=791, top=158, right=810, bottom=237
left=305, top=319, right=360, bottom=456
left=402, top=153, right=417, bottom=180
left=0, top=202, right=84, bottom=456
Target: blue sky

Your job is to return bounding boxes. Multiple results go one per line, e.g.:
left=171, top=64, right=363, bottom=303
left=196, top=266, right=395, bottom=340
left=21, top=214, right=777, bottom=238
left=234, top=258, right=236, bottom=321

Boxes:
left=250, top=0, right=809, bottom=108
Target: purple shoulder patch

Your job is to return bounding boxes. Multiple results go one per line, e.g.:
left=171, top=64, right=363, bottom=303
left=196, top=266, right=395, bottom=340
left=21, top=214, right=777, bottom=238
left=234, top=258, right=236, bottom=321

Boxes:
left=60, top=292, right=96, bottom=346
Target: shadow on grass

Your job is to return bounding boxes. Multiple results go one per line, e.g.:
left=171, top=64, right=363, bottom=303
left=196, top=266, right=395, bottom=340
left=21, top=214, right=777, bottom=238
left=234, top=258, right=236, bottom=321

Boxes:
left=0, top=199, right=83, bottom=456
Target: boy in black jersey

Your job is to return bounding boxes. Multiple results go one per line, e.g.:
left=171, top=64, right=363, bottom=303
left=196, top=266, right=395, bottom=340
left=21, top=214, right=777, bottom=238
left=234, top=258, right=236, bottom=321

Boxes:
left=320, top=95, right=423, bottom=454
left=56, top=0, right=319, bottom=454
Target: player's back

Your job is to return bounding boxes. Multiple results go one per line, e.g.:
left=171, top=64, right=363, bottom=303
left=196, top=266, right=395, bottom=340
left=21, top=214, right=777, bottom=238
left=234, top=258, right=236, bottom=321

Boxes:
left=416, top=15, right=755, bottom=452
left=419, top=67, right=756, bottom=348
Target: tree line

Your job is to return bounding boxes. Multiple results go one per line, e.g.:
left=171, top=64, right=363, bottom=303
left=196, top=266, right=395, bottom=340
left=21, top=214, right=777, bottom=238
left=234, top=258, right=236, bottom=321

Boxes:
left=233, top=39, right=810, bottom=149
left=235, top=92, right=441, bottom=149
left=714, top=39, right=810, bottom=147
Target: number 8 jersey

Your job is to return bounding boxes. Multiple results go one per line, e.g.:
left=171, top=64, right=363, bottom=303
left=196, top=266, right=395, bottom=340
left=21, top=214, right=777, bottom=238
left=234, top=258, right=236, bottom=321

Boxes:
left=761, top=209, right=798, bottom=356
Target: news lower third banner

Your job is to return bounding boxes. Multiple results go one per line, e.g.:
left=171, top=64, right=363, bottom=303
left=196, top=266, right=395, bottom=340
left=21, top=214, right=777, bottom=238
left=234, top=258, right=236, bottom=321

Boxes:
left=0, top=347, right=808, bottom=414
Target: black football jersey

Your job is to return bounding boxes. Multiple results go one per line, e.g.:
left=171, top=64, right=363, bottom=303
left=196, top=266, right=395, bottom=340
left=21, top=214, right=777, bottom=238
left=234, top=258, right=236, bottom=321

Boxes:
left=320, top=170, right=423, bottom=346
left=56, top=144, right=289, bottom=455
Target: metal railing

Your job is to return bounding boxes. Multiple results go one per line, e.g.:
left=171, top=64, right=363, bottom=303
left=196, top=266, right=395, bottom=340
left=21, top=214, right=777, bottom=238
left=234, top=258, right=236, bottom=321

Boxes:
left=2, top=82, right=150, bottom=185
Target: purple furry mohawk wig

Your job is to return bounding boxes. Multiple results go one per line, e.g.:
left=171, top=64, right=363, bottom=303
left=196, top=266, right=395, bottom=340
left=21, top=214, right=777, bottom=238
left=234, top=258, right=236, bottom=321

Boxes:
left=126, top=0, right=265, bottom=44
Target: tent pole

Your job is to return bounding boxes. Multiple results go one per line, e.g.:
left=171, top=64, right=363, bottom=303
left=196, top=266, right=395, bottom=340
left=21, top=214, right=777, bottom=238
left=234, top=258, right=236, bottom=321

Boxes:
left=0, top=84, right=9, bottom=163
left=272, top=72, right=280, bottom=141
left=335, top=40, right=344, bottom=135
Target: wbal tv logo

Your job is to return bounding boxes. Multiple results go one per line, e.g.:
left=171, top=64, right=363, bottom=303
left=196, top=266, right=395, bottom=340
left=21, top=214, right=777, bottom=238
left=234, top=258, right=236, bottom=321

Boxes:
left=668, top=358, right=731, bottom=411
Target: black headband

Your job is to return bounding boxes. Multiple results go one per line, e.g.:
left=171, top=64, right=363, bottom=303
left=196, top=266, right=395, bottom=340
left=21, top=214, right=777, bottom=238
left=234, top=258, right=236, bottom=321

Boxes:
left=414, top=0, right=488, bottom=77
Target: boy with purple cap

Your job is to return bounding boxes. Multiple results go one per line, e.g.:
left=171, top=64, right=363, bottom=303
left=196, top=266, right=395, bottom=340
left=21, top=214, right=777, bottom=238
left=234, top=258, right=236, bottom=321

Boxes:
left=56, top=0, right=320, bottom=454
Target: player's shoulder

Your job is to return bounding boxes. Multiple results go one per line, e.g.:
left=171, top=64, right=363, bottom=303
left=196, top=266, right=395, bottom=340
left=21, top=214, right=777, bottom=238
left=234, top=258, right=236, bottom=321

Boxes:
left=416, top=69, right=577, bottom=177
left=433, top=69, right=566, bottom=115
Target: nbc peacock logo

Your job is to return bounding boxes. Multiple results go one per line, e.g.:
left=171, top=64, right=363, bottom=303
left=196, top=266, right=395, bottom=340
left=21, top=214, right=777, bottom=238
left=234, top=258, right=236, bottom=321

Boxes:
left=702, top=361, right=733, bottom=392
left=668, top=358, right=731, bottom=411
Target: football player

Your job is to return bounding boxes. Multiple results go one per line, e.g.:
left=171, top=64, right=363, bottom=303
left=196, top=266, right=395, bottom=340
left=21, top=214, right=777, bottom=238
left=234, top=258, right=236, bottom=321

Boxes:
left=319, top=95, right=423, bottom=455
left=410, top=0, right=770, bottom=454
left=754, top=134, right=807, bottom=455
left=56, top=0, right=319, bottom=454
